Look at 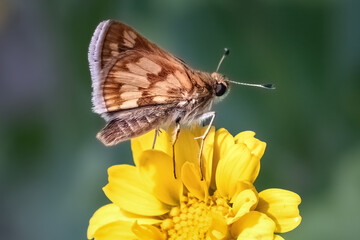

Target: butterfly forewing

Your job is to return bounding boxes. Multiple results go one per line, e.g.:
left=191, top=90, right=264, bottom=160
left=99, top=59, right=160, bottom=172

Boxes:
left=103, top=52, right=196, bottom=112
left=89, top=21, right=197, bottom=113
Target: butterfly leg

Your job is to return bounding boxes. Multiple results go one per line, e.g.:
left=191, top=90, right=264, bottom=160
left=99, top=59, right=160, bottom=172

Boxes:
left=171, top=118, right=181, bottom=179
left=194, top=111, right=216, bottom=180
left=152, top=128, right=162, bottom=149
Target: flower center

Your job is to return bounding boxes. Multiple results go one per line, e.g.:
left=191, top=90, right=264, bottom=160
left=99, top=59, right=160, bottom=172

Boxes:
left=161, top=193, right=232, bottom=240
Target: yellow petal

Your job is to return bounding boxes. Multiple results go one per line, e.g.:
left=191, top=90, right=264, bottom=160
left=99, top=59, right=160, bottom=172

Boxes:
left=103, top=165, right=170, bottom=216
left=174, top=129, right=200, bottom=168
left=234, top=131, right=265, bottom=181
left=132, top=221, right=166, bottom=240
left=214, top=128, right=235, bottom=159
left=138, top=150, right=182, bottom=206
left=208, top=212, right=229, bottom=240
left=229, top=188, right=258, bottom=224
left=212, top=129, right=264, bottom=195
left=216, top=143, right=262, bottom=199
left=231, top=211, right=275, bottom=240
left=211, top=128, right=235, bottom=190
left=274, top=235, right=285, bottom=240
left=256, top=189, right=302, bottom=233
left=230, top=181, right=257, bottom=204
left=91, top=220, right=137, bottom=240
left=192, top=126, right=215, bottom=187
left=234, top=131, right=266, bottom=159
left=131, top=128, right=172, bottom=166
left=88, top=204, right=121, bottom=239
left=181, top=162, right=208, bottom=200
left=87, top=204, right=161, bottom=239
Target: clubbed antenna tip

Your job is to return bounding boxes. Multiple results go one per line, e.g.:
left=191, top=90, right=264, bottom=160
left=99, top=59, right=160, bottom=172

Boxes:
left=262, top=83, right=276, bottom=89
left=216, top=48, right=230, bottom=72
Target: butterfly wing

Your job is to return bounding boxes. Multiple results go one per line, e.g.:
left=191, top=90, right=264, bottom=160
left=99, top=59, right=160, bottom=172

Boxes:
left=89, top=20, right=196, bottom=116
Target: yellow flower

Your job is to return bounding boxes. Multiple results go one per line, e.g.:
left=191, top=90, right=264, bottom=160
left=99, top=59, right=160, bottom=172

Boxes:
left=88, top=127, right=301, bottom=240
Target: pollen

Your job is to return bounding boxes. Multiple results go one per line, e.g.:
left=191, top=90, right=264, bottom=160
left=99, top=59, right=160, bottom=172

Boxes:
left=161, top=193, right=232, bottom=240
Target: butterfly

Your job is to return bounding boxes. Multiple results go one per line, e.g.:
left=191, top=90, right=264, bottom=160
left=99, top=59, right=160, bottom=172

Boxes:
left=88, top=20, right=273, bottom=177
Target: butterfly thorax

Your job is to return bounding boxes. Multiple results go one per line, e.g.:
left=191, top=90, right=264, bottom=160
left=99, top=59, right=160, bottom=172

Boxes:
left=175, top=70, right=229, bottom=124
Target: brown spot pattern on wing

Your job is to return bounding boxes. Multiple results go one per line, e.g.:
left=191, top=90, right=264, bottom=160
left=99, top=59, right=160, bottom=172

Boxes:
left=101, top=52, right=196, bottom=111
left=100, top=21, right=170, bottom=69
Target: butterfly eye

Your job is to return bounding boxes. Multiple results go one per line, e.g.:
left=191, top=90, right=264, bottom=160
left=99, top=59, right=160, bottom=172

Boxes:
left=215, top=83, right=227, bottom=96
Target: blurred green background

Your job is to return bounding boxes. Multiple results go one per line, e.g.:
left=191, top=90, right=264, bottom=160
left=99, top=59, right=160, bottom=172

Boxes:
left=1, top=0, right=359, bottom=239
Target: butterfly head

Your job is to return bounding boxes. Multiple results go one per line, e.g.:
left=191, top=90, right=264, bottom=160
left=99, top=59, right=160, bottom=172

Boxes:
left=211, top=72, right=230, bottom=97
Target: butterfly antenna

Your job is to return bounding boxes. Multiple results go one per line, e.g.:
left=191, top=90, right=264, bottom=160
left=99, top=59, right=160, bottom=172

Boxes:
left=216, top=48, right=275, bottom=90
left=216, top=48, right=230, bottom=72
left=228, top=80, right=276, bottom=89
